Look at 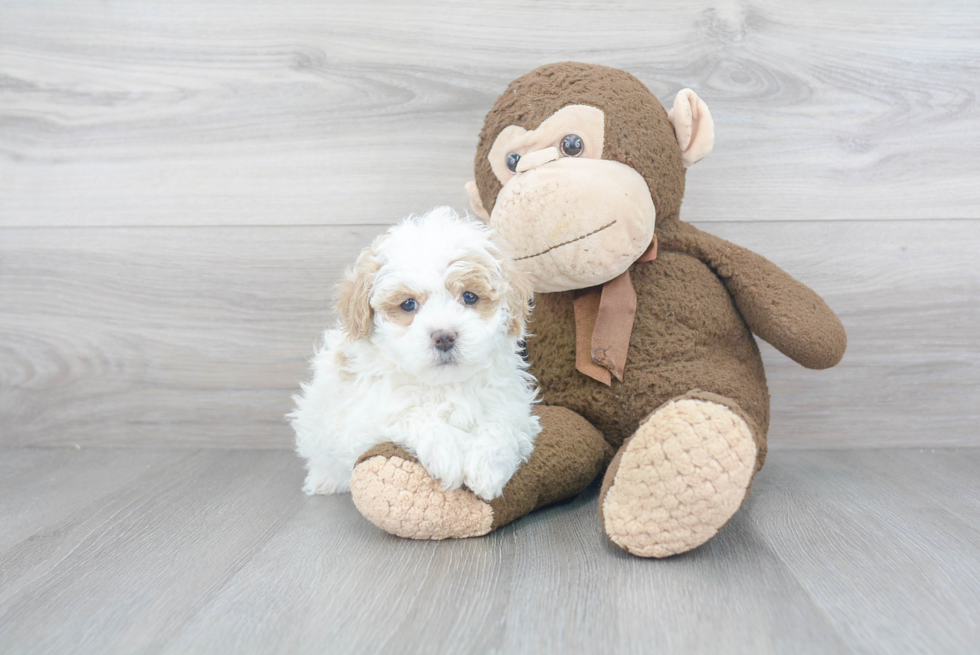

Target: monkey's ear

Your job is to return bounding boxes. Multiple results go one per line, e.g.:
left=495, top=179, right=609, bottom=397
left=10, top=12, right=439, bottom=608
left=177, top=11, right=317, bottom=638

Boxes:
left=465, top=181, right=491, bottom=221
left=334, top=244, right=382, bottom=341
left=668, top=89, right=715, bottom=167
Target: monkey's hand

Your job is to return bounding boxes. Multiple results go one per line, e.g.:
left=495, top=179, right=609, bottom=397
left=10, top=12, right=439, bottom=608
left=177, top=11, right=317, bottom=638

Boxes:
left=663, top=222, right=847, bottom=370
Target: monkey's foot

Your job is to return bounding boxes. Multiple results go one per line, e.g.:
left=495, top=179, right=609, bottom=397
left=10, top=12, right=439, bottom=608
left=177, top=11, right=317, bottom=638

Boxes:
left=350, top=444, right=493, bottom=540
left=599, top=393, right=757, bottom=558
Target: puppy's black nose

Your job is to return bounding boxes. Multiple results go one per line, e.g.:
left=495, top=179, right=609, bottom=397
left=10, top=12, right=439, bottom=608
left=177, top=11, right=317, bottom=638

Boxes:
left=431, top=330, right=457, bottom=352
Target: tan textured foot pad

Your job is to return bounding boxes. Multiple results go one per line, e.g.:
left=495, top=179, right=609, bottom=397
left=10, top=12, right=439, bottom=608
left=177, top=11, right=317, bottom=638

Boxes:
left=602, top=398, right=757, bottom=558
left=350, top=455, right=493, bottom=540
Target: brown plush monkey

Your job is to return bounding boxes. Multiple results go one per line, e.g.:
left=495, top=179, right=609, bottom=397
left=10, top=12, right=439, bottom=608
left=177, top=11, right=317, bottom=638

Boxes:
left=350, top=63, right=846, bottom=557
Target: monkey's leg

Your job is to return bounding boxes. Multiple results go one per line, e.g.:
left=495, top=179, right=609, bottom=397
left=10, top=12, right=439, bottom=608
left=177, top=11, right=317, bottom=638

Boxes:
left=599, top=390, right=766, bottom=558
left=349, top=405, right=613, bottom=540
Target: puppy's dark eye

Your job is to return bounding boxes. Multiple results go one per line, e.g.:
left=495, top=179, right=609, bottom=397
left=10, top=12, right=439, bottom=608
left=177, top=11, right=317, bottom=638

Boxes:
left=560, top=134, right=583, bottom=157
left=506, top=152, right=521, bottom=173
left=462, top=291, right=479, bottom=305
left=400, top=298, right=418, bottom=312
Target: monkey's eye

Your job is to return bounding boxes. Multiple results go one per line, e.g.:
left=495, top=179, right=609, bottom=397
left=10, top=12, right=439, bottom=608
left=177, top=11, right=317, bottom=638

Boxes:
left=560, top=134, right=584, bottom=157
left=506, top=152, right=521, bottom=173
left=400, top=298, right=418, bottom=312
left=462, top=291, right=479, bottom=305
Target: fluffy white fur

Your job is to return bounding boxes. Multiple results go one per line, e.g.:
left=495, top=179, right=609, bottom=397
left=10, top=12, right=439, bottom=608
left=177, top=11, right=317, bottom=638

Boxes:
left=290, top=207, right=540, bottom=501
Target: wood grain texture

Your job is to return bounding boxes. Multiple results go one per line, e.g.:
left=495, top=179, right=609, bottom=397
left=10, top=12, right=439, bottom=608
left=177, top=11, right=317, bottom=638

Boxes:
left=0, top=449, right=309, bottom=654
left=2, top=2, right=978, bottom=651
left=0, top=224, right=351, bottom=449
left=0, top=448, right=189, bottom=552
left=2, top=0, right=979, bottom=226
left=1, top=447, right=978, bottom=654
left=1, top=219, right=977, bottom=449
left=749, top=448, right=980, bottom=655
left=706, top=219, right=980, bottom=448
left=497, top=493, right=849, bottom=654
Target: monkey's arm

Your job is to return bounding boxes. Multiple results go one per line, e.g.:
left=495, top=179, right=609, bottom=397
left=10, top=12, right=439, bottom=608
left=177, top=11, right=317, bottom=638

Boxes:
left=661, top=222, right=847, bottom=369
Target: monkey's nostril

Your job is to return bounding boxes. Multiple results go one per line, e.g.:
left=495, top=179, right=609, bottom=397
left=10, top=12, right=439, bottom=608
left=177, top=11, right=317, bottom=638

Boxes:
left=432, top=330, right=457, bottom=352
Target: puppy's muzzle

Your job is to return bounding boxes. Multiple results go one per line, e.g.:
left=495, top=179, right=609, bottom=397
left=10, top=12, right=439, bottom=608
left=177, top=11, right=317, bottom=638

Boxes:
left=431, top=330, right=457, bottom=352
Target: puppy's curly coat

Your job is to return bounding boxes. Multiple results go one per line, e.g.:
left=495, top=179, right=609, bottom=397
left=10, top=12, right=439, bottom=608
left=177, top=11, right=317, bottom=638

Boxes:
left=291, top=207, right=539, bottom=501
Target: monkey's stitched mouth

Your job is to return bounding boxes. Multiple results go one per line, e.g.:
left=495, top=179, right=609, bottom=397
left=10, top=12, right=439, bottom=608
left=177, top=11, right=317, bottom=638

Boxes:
left=515, top=220, right=617, bottom=261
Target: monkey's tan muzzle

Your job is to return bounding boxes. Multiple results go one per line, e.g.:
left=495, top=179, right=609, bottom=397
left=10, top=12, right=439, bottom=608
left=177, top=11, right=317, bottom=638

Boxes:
left=490, top=157, right=656, bottom=293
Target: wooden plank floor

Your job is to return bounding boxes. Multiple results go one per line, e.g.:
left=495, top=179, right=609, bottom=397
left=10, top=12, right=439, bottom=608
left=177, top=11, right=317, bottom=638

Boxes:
left=1, top=447, right=977, bottom=654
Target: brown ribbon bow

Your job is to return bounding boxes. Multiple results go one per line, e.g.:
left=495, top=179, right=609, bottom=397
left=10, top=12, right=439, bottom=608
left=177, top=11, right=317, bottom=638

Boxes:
left=572, top=235, right=658, bottom=385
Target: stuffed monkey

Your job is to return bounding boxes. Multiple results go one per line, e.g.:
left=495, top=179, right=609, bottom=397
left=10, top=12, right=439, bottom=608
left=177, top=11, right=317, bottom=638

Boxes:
left=350, top=63, right=846, bottom=557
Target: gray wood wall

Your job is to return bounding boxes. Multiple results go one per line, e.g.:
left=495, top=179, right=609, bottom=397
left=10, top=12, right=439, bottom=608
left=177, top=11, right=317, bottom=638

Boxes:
left=2, top=0, right=978, bottom=449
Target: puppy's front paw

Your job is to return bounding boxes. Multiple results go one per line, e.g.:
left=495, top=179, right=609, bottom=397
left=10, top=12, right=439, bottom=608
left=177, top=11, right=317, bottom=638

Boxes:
left=463, top=470, right=508, bottom=502
left=463, top=448, right=521, bottom=501
left=302, top=466, right=349, bottom=496
left=351, top=445, right=493, bottom=540
left=414, top=440, right=465, bottom=492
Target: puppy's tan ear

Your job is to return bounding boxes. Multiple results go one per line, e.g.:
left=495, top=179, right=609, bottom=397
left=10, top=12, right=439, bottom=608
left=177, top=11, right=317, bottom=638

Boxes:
left=335, top=240, right=383, bottom=341
left=500, top=255, right=534, bottom=338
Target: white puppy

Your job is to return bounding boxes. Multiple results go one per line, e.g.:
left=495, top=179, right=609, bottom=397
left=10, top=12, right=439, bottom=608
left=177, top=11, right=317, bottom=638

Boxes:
left=290, top=207, right=540, bottom=501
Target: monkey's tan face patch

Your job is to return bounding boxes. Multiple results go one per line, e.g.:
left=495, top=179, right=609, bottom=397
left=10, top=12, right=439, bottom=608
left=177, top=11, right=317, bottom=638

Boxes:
left=485, top=104, right=656, bottom=292
left=491, top=157, right=655, bottom=293
left=488, top=105, right=605, bottom=185
left=372, top=285, right=428, bottom=328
